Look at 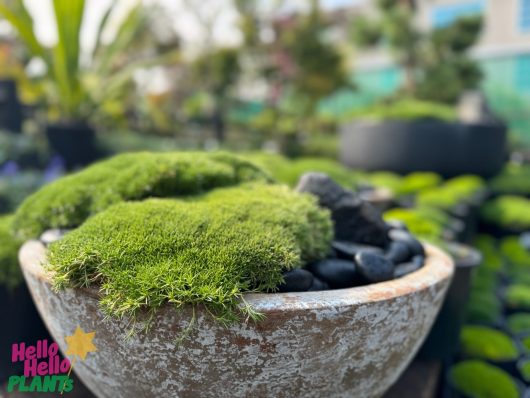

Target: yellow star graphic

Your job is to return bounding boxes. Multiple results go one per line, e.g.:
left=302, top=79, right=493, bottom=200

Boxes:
left=64, top=326, right=97, bottom=361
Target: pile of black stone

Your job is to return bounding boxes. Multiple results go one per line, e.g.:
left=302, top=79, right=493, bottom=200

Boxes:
left=278, top=173, right=426, bottom=293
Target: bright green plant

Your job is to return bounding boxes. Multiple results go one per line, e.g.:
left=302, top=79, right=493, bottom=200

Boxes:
left=47, top=184, right=332, bottom=324
left=506, top=284, right=530, bottom=311
left=473, top=235, right=503, bottom=272
left=490, top=164, right=530, bottom=195
left=460, top=325, right=519, bottom=361
left=0, top=0, right=178, bottom=122
left=383, top=207, right=446, bottom=242
left=449, top=360, right=519, bottom=398
left=365, top=171, right=403, bottom=194
left=508, top=313, right=530, bottom=335
left=521, top=335, right=530, bottom=353
left=466, top=291, right=501, bottom=325
left=394, top=172, right=442, bottom=196
left=500, top=236, right=530, bottom=267
left=346, top=99, right=456, bottom=122
left=519, top=359, right=530, bottom=383
left=481, top=196, right=530, bottom=231
left=12, top=152, right=270, bottom=240
left=0, top=215, right=23, bottom=288
left=417, top=175, right=484, bottom=210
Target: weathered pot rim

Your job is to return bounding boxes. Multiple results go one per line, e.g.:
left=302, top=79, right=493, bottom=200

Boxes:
left=19, top=240, right=454, bottom=314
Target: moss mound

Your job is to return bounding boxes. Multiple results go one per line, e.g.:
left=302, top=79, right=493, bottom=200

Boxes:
left=449, top=360, right=519, bottom=398
left=508, top=313, right=530, bottom=335
left=0, top=215, right=23, bottom=289
left=460, top=325, right=519, bottom=361
left=417, top=175, right=484, bottom=210
left=13, top=152, right=270, bottom=240
left=481, top=196, right=530, bottom=231
left=47, top=184, right=332, bottom=323
left=506, top=284, right=530, bottom=310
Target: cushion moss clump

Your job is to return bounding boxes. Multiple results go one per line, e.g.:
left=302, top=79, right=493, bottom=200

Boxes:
left=460, top=325, right=519, bottom=361
left=12, top=152, right=270, bottom=240
left=47, top=184, right=332, bottom=323
left=507, top=313, right=530, bottom=335
left=481, top=196, right=530, bottom=231
left=0, top=215, right=23, bottom=289
left=505, top=284, right=530, bottom=310
left=449, top=360, right=520, bottom=398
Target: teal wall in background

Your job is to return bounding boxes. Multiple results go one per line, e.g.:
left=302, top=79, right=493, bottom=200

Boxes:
left=322, top=53, right=530, bottom=144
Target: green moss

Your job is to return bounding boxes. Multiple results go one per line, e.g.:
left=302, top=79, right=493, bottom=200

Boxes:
left=521, top=335, right=530, bottom=353
left=0, top=215, right=23, bottom=289
left=500, top=236, right=530, bottom=268
left=460, top=325, right=519, bottom=361
left=449, top=360, right=519, bottom=398
left=481, top=196, right=530, bottom=231
left=394, top=172, right=442, bottom=196
left=12, top=152, right=270, bottom=240
left=365, top=171, right=402, bottom=194
left=245, top=152, right=358, bottom=188
left=507, top=313, right=530, bottom=335
left=347, top=99, right=456, bottom=122
left=506, top=284, right=530, bottom=310
left=490, top=164, right=530, bottom=195
left=383, top=207, right=445, bottom=241
left=466, top=291, right=501, bottom=325
left=474, top=235, right=503, bottom=272
left=417, top=175, right=484, bottom=210
left=518, top=359, right=530, bottom=383
left=47, top=184, right=333, bottom=323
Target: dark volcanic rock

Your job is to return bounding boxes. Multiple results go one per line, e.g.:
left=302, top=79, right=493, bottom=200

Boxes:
left=394, top=261, right=422, bottom=278
left=354, top=251, right=394, bottom=283
left=388, top=229, right=425, bottom=257
left=384, top=241, right=411, bottom=265
left=306, top=259, right=358, bottom=289
left=332, top=241, right=383, bottom=260
left=296, top=172, right=390, bottom=247
left=277, top=269, right=314, bottom=292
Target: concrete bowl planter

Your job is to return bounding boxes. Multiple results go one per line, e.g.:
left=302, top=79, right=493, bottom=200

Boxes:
left=339, top=120, right=507, bottom=178
left=20, top=240, right=454, bottom=398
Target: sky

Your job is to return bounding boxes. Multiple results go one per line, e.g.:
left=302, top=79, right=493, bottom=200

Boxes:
left=21, top=0, right=366, bottom=55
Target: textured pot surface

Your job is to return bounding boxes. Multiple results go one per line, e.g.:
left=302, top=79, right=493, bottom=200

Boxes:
left=20, top=241, right=453, bottom=398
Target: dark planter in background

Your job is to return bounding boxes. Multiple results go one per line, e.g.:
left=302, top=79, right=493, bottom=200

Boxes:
left=339, top=120, right=507, bottom=178
left=45, top=122, right=100, bottom=170
left=0, top=79, right=23, bottom=133
left=418, top=243, right=482, bottom=361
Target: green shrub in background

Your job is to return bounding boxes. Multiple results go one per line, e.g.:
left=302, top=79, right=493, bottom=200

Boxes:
left=47, top=184, right=332, bottom=324
left=383, top=207, right=447, bottom=241
left=12, top=152, right=270, bottom=240
left=0, top=171, right=45, bottom=215
left=0, top=215, right=23, bottom=289
left=364, top=171, right=403, bottom=194
left=490, top=164, right=530, bottom=195
left=500, top=236, right=530, bottom=268
left=506, top=284, right=530, bottom=311
left=0, top=131, right=50, bottom=169
left=507, top=313, right=530, bottom=335
left=474, top=235, right=504, bottom=272
left=393, top=172, right=442, bottom=196
left=466, top=291, right=501, bottom=325
left=345, top=99, right=456, bottom=122
left=449, top=360, right=519, bottom=398
left=519, top=359, right=530, bottom=383
left=460, top=325, right=519, bottom=361
left=245, top=152, right=359, bottom=188
left=481, top=196, right=530, bottom=231
left=417, top=175, right=484, bottom=210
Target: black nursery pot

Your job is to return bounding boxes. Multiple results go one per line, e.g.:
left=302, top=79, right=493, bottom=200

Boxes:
left=0, top=79, right=23, bottom=133
left=45, top=122, right=100, bottom=170
left=339, top=120, right=507, bottom=178
left=0, top=283, right=50, bottom=382
left=417, top=243, right=482, bottom=361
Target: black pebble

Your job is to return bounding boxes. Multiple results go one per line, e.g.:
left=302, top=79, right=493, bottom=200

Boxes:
left=332, top=241, right=383, bottom=260
left=306, top=259, right=358, bottom=289
left=277, top=269, right=314, bottom=292
left=355, top=251, right=394, bottom=283
left=394, top=255, right=425, bottom=278
left=308, top=277, right=330, bottom=291
left=388, top=229, right=425, bottom=257
left=384, top=241, right=411, bottom=264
